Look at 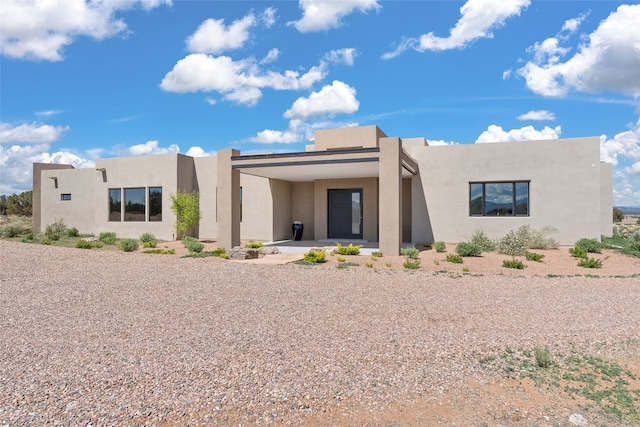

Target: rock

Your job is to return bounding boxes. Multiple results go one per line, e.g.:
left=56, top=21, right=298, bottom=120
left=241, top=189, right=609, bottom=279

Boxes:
left=228, top=247, right=260, bottom=260
left=569, top=413, right=587, bottom=426
left=259, top=246, right=280, bottom=255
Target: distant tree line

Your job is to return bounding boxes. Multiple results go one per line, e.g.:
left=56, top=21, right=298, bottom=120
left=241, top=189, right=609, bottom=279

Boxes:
left=0, top=191, right=32, bottom=216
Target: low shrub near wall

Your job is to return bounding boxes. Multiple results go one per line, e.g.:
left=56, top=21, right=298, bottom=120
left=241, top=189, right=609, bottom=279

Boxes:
left=336, top=243, right=362, bottom=255
left=303, top=249, right=326, bottom=263
left=455, top=242, right=482, bottom=257
left=574, top=238, right=602, bottom=254
left=99, top=232, right=117, bottom=245
left=119, top=239, right=139, bottom=252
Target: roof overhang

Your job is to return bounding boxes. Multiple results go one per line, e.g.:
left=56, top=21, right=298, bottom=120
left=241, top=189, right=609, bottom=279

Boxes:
left=232, top=147, right=417, bottom=182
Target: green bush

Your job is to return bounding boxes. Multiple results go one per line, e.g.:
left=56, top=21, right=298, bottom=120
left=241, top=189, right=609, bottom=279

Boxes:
left=303, top=249, right=326, bottom=263
left=502, top=259, right=525, bottom=269
left=140, top=232, right=156, bottom=243
left=455, top=242, right=483, bottom=257
left=574, top=238, right=602, bottom=254
left=400, top=246, right=419, bottom=259
left=628, top=231, right=640, bottom=243
left=47, top=232, right=61, bottom=241
left=469, top=229, right=496, bottom=252
left=245, top=241, right=264, bottom=248
left=569, top=247, right=588, bottom=259
left=446, top=254, right=463, bottom=264
left=207, top=248, right=228, bottom=258
left=371, top=251, right=383, bottom=257
left=336, top=243, right=362, bottom=255
left=525, top=251, right=545, bottom=262
left=143, top=248, right=175, bottom=254
left=630, top=242, right=640, bottom=252
left=41, top=238, right=53, bottom=245
left=119, top=239, right=139, bottom=252
left=497, top=230, right=527, bottom=257
left=403, top=258, right=421, bottom=269
left=613, top=207, right=624, bottom=223
left=578, top=257, right=603, bottom=269
left=76, top=239, right=93, bottom=249
left=182, top=236, right=204, bottom=253
left=99, top=232, right=117, bottom=245
left=45, top=219, right=66, bottom=237
left=433, top=241, right=446, bottom=253
left=1, top=224, right=25, bottom=237
left=66, top=227, right=79, bottom=237
left=22, top=231, right=35, bottom=242
left=534, top=346, right=552, bottom=368
left=143, top=240, right=157, bottom=248
left=528, top=226, right=559, bottom=250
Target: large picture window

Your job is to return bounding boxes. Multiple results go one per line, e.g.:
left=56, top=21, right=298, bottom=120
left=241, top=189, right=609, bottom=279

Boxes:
left=124, top=187, right=145, bottom=221
left=469, top=182, right=529, bottom=216
left=109, top=188, right=121, bottom=221
left=148, top=187, right=162, bottom=221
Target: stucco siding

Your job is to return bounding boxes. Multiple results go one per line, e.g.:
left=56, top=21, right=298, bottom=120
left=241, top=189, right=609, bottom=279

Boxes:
left=39, top=168, right=96, bottom=234
left=194, top=156, right=217, bottom=239
left=270, top=179, right=293, bottom=241
left=291, top=182, right=315, bottom=240
left=239, top=174, right=274, bottom=241
left=408, top=137, right=606, bottom=245
left=600, top=162, right=613, bottom=237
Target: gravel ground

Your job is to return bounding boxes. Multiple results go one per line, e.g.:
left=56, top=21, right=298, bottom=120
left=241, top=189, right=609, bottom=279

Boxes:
left=1, top=240, right=639, bottom=426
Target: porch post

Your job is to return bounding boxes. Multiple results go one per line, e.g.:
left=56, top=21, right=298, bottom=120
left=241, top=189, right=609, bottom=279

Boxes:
left=217, top=148, right=241, bottom=250
left=379, top=137, right=402, bottom=256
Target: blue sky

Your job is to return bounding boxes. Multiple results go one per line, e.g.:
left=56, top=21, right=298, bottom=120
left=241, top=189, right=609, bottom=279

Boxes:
left=1, top=0, right=639, bottom=206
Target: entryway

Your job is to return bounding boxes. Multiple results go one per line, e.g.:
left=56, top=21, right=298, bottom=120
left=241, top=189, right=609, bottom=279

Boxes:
left=328, top=189, right=363, bottom=239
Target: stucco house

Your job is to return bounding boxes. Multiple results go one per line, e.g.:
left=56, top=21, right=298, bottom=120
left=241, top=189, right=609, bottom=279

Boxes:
left=33, top=125, right=612, bottom=255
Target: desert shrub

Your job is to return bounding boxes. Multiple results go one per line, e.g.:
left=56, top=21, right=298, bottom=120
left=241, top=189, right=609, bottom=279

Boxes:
left=143, top=248, right=175, bottom=254
left=66, top=227, right=79, bottom=237
left=628, top=231, right=640, bottom=243
left=2, top=224, right=25, bottom=237
left=365, top=262, right=373, bottom=268
left=574, top=238, right=602, bottom=253
left=22, top=231, right=35, bottom=241
left=446, top=254, right=463, bottom=264
left=47, top=232, right=61, bottom=241
left=569, top=247, right=588, bottom=259
left=400, top=246, right=419, bottom=259
left=455, top=242, right=483, bottom=257
left=433, top=241, right=446, bottom=253
left=525, top=251, right=545, bottom=262
left=45, top=219, right=67, bottom=237
left=403, top=258, right=421, bottom=269
left=140, top=232, right=156, bottom=243
left=41, top=238, right=53, bottom=245
left=99, top=232, right=117, bottom=245
left=337, top=261, right=360, bottom=269
left=336, top=243, right=362, bottom=255
left=613, top=207, right=624, bottom=223
left=119, top=239, right=139, bottom=252
left=204, top=248, right=228, bottom=258
left=182, top=236, right=204, bottom=253
left=303, top=249, right=326, bottom=263
left=371, top=251, right=383, bottom=257
left=497, top=230, right=527, bottom=257
left=143, top=240, right=157, bottom=248
left=370, top=255, right=378, bottom=261
left=336, top=256, right=346, bottom=262
left=76, top=239, right=93, bottom=249
left=534, top=346, right=552, bottom=368
left=528, top=226, right=559, bottom=250
left=462, top=266, right=470, bottom=273
left=502, top=259, right=525, bottom=269
left=170, top=190, right=201, bottom=239
left=629, top=241, right=640, bottom=252
left=385, top=262, right=392, bottom=267
left=469, top=229, right=496, bottom=252
left=578, top=257, right=603, bottom=269
left=245, top=241, right=264, bottom=248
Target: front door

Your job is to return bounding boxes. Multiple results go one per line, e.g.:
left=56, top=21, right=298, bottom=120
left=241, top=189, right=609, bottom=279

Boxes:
left=328, top=189, right=363, bottom=239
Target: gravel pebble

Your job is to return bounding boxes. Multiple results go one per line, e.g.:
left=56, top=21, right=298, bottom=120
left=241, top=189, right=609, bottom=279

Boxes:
left=1, top=240, right=639, bottom=425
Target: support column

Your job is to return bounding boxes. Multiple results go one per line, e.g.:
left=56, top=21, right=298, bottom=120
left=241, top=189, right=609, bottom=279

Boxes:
left=217, top=148, right=241, bottom=250
left=379, top=137, right=403, bottom=256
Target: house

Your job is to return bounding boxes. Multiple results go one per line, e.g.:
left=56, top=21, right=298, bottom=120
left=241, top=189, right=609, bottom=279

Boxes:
left=33, top=125, right=612, bottom=255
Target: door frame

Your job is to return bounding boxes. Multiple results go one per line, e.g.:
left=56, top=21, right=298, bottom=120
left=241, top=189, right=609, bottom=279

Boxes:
left=327, top=188, right=363, bottom=239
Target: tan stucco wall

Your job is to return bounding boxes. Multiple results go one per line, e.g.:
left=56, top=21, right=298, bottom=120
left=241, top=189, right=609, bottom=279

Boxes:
left=239, top=174, right=274, bottom=241
left=407, top=137, right=608, bottom=245
left=270, top=179, right=293, bottom=241
left=313, top=178, right=378, bottom=241
left=33, top=163, right=75, bottom=232
left=291, top=182, right=315, bottom=240
left=194, top=156, right=217, bottom=239
left=600, top=162, right=613, bottom=237
left=313, top=125, right=386, bottom=150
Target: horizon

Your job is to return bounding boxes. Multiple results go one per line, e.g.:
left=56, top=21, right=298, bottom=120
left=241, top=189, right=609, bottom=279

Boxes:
left=1, top=1, right=639, bottom=205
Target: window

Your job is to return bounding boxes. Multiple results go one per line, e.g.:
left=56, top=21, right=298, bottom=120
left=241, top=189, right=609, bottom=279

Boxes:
left=60, top=194, right=71, bottom=201
left=109, top=188, right=121, bottom=221
left=148, top=187, right=162, bottom=221
left=124, top=187, right=145, bottom=222
left=469, top=182, right=529, bottom=216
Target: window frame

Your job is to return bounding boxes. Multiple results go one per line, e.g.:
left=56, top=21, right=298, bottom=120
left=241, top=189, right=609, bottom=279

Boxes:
left=469, top=181, right=529, bottom=217
left=108, top=188, right=122, bottom=222
left=148, top=186, right=162, bottom=222
left=60, top=193, right=71, bottom=201
left=124, top=187, right=146, bottom=222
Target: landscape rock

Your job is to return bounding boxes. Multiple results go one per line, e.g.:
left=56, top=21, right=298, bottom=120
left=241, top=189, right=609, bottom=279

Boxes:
left=228, top=247, right=259, bottom=260
left=258, top=246, right=280, bottom=255
left=568, top=413, right=588, bottom=426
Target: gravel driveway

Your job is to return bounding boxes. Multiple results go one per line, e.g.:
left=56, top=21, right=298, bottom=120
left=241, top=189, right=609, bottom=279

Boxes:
left=1, top=240, right=639, bottom=425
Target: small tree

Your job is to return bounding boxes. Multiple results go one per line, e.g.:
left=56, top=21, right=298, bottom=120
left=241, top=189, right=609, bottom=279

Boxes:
left=170, top=190, right=201, bottom=239
left=613, top=207, right=624, bottom=223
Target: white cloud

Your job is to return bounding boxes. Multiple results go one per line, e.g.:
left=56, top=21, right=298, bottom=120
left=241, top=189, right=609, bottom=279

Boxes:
left=261, top=48, right=280, bottom=64
left=475, top=124, right=561, bottom=143
left=128, top=140, right=180, bottom=156
left=0, top=122, right=70, bottom=144
left=561, top=12, right=589, bottom=34
left=205, top=97, right=217, bottom=106
left=223, top=86, right=263, bottom=107
left=291, top=0, right=380, bottom=33
left=519, top=4, right=640, bottom=97
left=517, top=110, right=556, bottom=121
left=0, top=0, right=171, bottom=61
left=599, top=118, right=640, bottom=166
left=185, top=146, right=215, bottom=157
left=382, top=0, right=529, bottom=58
left=0, top=143, right=94, bottom=194
left=323, top=48, right=357, bottom=66
left=261, top=7, right=277, bottom=28
left=502, top=69, right=512, bottom=80
left=35, top=110, right=63, bottom=117
left=248, top=129, right=303, bottom=144
left=284, top=80, right=359, bottom=119
left=187, top=15, right=256, bottom=55
left=427, top=139, right=458, bottom=146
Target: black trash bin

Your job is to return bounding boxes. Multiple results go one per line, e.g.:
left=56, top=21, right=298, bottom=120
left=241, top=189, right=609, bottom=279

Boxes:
left=292, top=221, right=303, bottom=241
